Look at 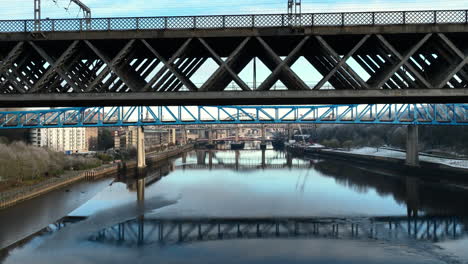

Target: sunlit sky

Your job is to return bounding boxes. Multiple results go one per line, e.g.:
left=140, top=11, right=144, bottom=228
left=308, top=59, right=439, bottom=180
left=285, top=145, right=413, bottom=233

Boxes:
left=1, top=0, right=467, bottom=20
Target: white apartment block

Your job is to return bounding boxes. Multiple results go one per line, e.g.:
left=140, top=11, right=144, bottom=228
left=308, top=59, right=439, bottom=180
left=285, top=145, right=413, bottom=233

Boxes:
left=30, top=127, right=88, bottom=153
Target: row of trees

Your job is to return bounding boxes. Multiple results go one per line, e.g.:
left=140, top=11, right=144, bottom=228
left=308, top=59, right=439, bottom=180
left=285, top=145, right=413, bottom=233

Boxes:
left=0, top=142, right=102, bottom=183
left=305, top=124, right=468, bottom=155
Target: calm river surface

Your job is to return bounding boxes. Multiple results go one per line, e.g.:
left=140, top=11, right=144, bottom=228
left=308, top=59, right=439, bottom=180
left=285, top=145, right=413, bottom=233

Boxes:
left=1, top=145, right=468, bottom=264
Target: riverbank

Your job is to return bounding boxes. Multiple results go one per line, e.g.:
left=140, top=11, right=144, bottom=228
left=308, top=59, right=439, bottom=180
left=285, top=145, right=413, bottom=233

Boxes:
left=0, top=144, right=193, bottom=210
left=288, top=145, right=468, bottom=180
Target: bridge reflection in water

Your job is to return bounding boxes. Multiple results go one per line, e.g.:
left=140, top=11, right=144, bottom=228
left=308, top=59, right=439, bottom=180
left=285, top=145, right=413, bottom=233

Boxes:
left=85, top=216, right=467, bottom=247
left=76, top=149, right=468, bottom=248
left=192, top=149, right=298, bottom=170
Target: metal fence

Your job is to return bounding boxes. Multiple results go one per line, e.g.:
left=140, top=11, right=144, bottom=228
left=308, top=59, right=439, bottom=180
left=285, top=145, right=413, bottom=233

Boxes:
left=0, top=163, right=118, bottom=208
left=0, top=171, right=83, bottom=206
left=0, top=9, right=467, bottom=33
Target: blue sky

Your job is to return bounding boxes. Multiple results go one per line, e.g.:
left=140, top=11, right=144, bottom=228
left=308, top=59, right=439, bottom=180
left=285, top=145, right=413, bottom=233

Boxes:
left=2, top=0, right=467, bottom=20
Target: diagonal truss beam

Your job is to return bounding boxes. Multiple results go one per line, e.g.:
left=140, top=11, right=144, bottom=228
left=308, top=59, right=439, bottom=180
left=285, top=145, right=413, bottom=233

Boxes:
left=314, top=35, right=370, bottom=90
left=0, top=42, right=27, bottom=93
left=256, top=36, right=310, bottom=91
left=141, top=39, right=198, bottom=92
left=29, top=40, right=79, bottom=93
left=375, top=34, right=433, bottom=89
left=434, top=33, right=468, bottom=88
left=141, top=38, right=193, bottom=92
left=198, top=37, right=251, bottom=92
left=84, top=39, right=136, bottom=92
left=28, top=41, right=82, bottom=93
left=315, top=36, right=370, bottom=90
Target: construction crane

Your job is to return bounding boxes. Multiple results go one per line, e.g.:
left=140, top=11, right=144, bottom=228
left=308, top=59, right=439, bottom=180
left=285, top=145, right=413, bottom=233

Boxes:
left=287, top=0, right=302, bottom=26
left=34, top=0, right=91, bottom=30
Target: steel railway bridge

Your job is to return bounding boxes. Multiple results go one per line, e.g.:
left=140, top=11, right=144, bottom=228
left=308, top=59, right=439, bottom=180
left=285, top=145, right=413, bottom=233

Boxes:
left=1, top=10, right=468, bottom=107
left=0, top=104, right=467, bottom=129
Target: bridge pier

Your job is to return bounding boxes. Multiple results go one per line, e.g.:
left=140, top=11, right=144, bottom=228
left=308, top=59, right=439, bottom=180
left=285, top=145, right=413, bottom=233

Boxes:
left=260, top=125, right=267, bottom=150
left=286, top=152, right=293, bottom=169
left=197, top=150, right=206, bottom=165
left=208, top=150, right=213, bottom=170
left=169, top=128, right=176, bottom=145
left=261, top=149, right=266, bottom=168
left=406, top=125, right=419, bottom=167
left=181, top=128, right=187, bottom=145
left=137, top=177, right=145, bottom=202
left=137, top=126, right=146, bottom=169
left=208, top=128, right=214, bottom=145
left=287, top=125, right=294, bottom=141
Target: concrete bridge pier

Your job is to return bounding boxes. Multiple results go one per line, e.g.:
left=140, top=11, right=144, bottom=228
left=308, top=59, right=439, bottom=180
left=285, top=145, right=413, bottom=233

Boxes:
left=261, top=149, right=266, bottom=168
left=260, top=125, right=267, bottom=150
left=137, top=126, right=146, bottom=169
left=181, top=128, right=187, bottom=145
left=208, top=129, right=213, bottom=145
left=198, top=130, right=205, bottom=141
left=208, top=150, right=213, bottom=170
left=235, top=150, right=240, bottom=171
left=406, top=125, right=419, bottom=167
left=287, top=124, right=294, bottom=141
left=286, top=152, right=293, bottom=169
left=196, top=150, right=206, bottom=165
left=207, top=128, right=215, bottom=149
left=137, top=177, right=145, bottom=203
left=235, top=125, right=240, bottom=143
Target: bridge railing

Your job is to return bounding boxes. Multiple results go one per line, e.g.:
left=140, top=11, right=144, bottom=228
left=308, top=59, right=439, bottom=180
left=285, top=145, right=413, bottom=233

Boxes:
left=0, top=9, right=467, bottom=33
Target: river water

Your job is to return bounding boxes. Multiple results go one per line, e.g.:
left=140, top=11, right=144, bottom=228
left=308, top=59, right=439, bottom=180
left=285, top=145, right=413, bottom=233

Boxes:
left=1, top=145, right=468, bottom=264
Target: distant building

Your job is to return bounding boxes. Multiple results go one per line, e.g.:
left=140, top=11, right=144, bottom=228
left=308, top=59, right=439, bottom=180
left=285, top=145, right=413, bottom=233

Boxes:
left=30, top=127, right=89, bottom=153
left=86, top=127, right=99, bottom=151
left=113, top=127, right=175, bottom=151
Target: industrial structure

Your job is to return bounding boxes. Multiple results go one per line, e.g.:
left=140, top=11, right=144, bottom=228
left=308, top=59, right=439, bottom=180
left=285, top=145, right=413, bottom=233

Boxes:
left=0, top=104, right=466, bottom=129
left=0, top=9, right=468, bottom=106
left=1, top=3, right=467, bottom=169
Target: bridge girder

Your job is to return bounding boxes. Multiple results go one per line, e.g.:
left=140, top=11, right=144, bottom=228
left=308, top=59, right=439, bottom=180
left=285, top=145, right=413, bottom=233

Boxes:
left=0, top=104, right=467, bottom=129
left=1, top=28, right=468, bottom=106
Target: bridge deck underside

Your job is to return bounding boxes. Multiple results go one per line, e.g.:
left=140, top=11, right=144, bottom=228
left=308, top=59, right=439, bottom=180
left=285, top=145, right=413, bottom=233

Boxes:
left=1, top=27, right=468, bottom=106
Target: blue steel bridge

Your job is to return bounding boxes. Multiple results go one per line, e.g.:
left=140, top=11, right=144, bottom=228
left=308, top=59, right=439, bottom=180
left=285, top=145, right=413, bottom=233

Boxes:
left=0, top=104, right=467, bottom=129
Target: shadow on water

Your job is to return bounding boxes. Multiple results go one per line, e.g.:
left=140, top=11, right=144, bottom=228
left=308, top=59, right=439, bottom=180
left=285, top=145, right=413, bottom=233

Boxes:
left=81, top=154, right=468, bottom=249
left=2, top=148, right=468, bottom=264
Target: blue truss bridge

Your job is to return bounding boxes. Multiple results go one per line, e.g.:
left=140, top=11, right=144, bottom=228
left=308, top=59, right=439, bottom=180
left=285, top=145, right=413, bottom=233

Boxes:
left=1, top=104, right=467, bottom=129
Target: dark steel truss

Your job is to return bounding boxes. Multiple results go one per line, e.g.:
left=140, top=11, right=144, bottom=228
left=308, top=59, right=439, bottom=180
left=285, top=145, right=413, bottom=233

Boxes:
left=1, top=33, right=467, bottom=98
